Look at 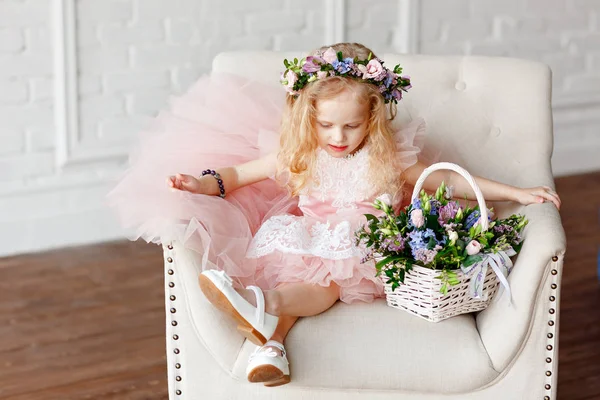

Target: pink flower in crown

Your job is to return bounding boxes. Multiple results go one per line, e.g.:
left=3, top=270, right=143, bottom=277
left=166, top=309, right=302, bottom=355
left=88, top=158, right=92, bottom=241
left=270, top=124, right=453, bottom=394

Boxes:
left=360, top=59, right=386, bottom=80
left=322, top=47, right=338, bottom=64
left=316, top=71, right=328, bottom=80
left=302, top=55, right=324, bottom=73
left=284, top=70, right=298, bottom=93
left=401, top=75, right=412, bottom=90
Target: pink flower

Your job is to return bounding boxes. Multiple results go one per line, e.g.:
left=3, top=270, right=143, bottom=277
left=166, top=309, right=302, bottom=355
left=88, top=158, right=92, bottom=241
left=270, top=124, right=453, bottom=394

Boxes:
left=322, top=47, right=338, bottom=64
left=410, top=209, right=425, bottom=228
left=466, top=240, right=482, bottom=255
left=316, top=70, right=328, bottom=79
left=284, top=70, right=298, bottom=93
left=362, top=59, right=386, bottom=80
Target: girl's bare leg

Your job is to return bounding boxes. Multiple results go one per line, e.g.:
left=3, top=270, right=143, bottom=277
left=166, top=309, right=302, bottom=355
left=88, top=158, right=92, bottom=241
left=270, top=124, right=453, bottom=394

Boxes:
left=270, top=315, right=298, bottom=343
left=237, top=281, right=341, bottom=318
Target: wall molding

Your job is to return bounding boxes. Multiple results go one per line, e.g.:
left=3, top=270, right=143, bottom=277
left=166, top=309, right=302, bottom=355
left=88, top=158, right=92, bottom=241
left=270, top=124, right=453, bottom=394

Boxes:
left=53, top=0, right=79, bottom=168
left=395, top=0, right=421, bottom=54
left=552, top=95, right=600, bottom=110
left=324, top=0, right=346, bottom=45
left=53, top=0, right=128, bottom=168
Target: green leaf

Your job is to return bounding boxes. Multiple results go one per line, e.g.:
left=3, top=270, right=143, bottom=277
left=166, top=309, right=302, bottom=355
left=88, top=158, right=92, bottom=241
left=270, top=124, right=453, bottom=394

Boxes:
left=440, top=284, right=448, bottom=295
left=463, top=254, right=483, bottom=267
left=337, top=51, right=343, bottom=61
left=364, top=214, right=378, bottom=223
left=376, top=256, right=395, bottom=270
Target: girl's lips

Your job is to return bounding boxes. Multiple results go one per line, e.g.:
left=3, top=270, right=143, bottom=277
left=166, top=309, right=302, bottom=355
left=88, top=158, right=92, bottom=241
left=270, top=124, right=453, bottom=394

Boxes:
left=329, top=144, right=348, bottom=152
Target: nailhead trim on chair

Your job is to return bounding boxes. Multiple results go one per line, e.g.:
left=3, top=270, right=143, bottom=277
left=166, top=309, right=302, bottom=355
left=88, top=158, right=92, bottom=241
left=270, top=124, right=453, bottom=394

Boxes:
left=165, top=242, right=182, bottom=396
left=544, top=255, right=560, bottom=399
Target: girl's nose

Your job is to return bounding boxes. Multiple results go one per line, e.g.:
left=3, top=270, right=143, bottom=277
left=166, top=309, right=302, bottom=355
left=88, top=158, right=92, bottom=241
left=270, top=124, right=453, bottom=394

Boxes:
left=331, top=128, right=345, bottom=143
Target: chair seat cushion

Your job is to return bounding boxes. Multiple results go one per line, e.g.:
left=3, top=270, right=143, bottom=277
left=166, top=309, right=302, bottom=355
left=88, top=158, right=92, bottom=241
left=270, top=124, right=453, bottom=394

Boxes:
left=232, top=300, right=498, bottom=392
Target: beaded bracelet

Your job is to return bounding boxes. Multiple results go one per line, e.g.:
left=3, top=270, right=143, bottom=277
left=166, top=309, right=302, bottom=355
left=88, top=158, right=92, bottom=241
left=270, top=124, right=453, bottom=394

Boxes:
left=201, top=169, right=226, bottom=198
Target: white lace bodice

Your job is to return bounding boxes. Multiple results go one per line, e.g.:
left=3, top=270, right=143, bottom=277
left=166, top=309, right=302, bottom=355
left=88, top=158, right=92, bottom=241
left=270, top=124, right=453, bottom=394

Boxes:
left=301, top=146, right=375, bottom=213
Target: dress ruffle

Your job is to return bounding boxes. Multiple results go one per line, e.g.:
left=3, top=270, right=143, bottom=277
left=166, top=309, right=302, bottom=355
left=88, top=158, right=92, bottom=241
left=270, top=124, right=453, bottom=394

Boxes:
left=107, top=73, right=429, bottom=302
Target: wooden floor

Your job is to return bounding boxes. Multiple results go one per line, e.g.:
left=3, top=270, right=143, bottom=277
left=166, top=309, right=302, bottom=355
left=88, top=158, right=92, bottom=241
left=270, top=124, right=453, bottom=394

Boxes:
left=1, top=172, right=599, bottom=400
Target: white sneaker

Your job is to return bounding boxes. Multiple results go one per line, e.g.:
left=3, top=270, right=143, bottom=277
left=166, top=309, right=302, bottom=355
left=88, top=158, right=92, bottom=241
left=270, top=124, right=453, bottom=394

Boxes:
left=198, top=269, right=279, bottom=346
left=246, top=340, right=291, bottom=387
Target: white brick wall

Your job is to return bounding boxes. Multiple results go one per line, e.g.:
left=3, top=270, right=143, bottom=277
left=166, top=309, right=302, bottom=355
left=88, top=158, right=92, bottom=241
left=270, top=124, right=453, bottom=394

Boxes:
left=418, top=0, right=600, bottom=176
left=1, top=0, right=599, bottom=256
left=0, top=0, right=326, bottom=256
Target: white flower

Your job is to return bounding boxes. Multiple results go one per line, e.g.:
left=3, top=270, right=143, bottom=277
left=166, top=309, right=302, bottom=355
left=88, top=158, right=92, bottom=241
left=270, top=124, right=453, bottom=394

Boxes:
left=375, top=193, right=393, bottom=207
left=411, top=209, right=425, bottom=228
left=448, top=230, right=458, bottom=245
left=466, top=240, right=482, bottom=255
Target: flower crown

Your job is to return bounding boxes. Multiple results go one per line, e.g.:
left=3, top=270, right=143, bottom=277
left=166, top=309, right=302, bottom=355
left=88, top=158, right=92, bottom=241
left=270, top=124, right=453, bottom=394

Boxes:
left=280, top=47, right=412, bottom=104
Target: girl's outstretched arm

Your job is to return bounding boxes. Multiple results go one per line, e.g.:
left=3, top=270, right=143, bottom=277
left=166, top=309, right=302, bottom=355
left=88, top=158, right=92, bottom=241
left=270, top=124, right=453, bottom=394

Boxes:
left=402, top=160, right=561, bottom=210
left=167, top=151, right=278, bottom=195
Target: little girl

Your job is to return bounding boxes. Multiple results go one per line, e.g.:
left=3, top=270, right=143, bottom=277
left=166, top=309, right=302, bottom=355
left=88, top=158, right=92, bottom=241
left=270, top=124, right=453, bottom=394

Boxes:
left=108, top=42, right=561, bottom=388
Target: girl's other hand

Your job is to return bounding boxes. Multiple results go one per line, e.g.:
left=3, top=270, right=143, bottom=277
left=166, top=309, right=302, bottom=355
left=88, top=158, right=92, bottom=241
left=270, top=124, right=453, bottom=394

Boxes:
left=167, top=173, right=202, bottom=193
left=514, top=186, right=561, bottom=210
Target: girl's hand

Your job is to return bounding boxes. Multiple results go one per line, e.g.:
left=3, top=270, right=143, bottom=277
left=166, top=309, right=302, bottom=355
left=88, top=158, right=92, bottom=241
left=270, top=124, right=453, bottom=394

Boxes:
left=167, top=173, right=202, bottom=194
left=514, top=186, right=561, bottom=210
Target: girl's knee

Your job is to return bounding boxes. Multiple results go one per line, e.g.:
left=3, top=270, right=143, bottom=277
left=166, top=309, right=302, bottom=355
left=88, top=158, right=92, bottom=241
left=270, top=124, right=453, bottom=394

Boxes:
left=266, top=289, right=283, bottom=315
left=327, top=282, right=341, bottom=298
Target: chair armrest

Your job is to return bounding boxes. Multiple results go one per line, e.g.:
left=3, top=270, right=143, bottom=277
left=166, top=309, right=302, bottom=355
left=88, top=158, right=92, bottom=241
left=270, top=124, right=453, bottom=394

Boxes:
left=476, top=202, right=566, bottom=370
left=163, top=241, right=245, bottom=376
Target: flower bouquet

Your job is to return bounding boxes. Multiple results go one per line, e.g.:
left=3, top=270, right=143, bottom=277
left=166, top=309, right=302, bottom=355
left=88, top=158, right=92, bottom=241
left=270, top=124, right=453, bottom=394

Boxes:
left=355, top=162, right=528, bottom=322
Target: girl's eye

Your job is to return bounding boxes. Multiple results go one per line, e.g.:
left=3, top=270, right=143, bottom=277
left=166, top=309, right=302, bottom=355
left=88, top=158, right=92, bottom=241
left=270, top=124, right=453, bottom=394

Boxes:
left=346, top=125, right=360, bottom=129
left=319, top=123, right=332, bottom=128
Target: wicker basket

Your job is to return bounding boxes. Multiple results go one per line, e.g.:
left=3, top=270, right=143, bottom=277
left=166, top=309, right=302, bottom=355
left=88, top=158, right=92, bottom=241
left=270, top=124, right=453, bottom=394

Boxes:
left=380, top=162, right=501, bottom=322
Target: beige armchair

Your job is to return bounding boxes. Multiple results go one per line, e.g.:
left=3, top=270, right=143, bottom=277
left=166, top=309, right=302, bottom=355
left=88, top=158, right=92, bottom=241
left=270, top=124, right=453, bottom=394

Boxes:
left=160, top=52, right=566, bottom=399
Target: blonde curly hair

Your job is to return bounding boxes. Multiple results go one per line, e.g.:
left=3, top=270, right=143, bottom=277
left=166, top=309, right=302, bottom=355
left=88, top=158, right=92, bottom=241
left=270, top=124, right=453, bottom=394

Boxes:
left=277, top=42, right=405, bottom=202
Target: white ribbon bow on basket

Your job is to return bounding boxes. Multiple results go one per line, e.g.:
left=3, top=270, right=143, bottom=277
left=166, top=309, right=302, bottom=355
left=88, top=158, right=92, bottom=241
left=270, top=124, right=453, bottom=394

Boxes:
left=460, top=247, right=516, bottom=305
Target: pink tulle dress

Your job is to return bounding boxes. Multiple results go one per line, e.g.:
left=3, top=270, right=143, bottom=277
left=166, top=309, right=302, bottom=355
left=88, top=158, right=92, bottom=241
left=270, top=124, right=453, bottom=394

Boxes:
left=107, top=72, right=426, bottom=304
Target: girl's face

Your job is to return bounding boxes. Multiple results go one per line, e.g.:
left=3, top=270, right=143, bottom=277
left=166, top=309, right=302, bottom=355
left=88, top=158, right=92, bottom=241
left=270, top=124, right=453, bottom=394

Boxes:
left=315, top=89, right=370, bottom=158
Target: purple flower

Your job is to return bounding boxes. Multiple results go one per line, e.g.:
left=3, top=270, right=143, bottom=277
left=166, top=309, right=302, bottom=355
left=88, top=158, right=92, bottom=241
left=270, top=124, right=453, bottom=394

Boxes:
left=413, top=248, right=438, bottom=264
left=438, top=202, right=460, bottom=226
left=302, top=56, right=324, bottom=73
left=382, top=236, right=406, bottom=253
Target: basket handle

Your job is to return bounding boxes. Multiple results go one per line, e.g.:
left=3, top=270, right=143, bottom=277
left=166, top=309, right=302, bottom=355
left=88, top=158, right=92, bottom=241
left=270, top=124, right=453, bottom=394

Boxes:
left=411, top=162, right=489, bottom=232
